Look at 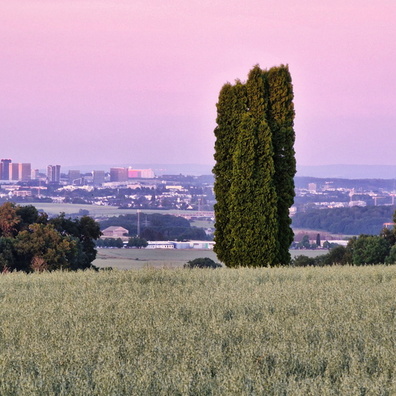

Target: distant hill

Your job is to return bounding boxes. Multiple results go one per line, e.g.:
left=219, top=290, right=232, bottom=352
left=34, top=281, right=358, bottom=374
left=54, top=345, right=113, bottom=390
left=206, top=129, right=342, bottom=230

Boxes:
left=297, top=165, right=396, bottom=179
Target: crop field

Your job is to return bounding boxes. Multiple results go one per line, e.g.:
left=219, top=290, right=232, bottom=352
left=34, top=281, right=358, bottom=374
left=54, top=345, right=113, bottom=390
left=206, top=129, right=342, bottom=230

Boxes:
left=1, top=266, right=395, bottom=395
left=94, top=248, right=327, bottom=269
left=94, top=248, right=220, bottom=269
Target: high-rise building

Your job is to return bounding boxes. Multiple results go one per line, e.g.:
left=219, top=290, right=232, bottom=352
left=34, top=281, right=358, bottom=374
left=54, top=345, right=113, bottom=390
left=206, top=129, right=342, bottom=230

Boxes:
left=10, top=163, right=31, bottom=182
left=92, top=170, right=105, bottom=185
left=127, top=168, right=155, bottom=179
left=110, top=167, right=128, bottom=182
left=1, top=159, right=11, bottom=180
left=68, top=170, right=81, bottom=184
left=11, top=163, right=19, bottom=181
left=128, top=168, right=141, bottom=178
left=139, top=168, right=155, bottom=179
left=47, top=165, right=61, bottom=183
left=20, top=163, right=31, bottom=182
left=31, top=169, right=39, bottom=180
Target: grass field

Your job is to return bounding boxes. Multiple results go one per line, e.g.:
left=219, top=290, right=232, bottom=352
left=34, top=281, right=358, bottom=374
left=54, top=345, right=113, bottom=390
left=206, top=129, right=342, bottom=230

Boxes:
left=0, top=266, right=395, bottom=395
left=94, top=248, right=328, bottom=269
left=94, top=248, right=220, bottom=269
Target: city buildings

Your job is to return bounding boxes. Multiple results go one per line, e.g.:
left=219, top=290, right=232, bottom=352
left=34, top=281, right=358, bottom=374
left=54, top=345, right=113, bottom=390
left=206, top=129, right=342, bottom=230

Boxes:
left=68, top=170, right=81, bottom=184
left=92, top=170, right=105, bottom=185
left=47, top=165, right=61, bottom=183
left=111, top=167, right=155, bottom=182
left=0, top=159, right=31, bottom=181
left=110, top=167, right=128, bottom=182
left=0, top=159, right=11, bottom=180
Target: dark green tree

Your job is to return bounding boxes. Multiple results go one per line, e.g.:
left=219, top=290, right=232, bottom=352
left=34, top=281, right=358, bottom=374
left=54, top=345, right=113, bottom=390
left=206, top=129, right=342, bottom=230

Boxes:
left=213, top=64, right=296, bottom=267
left=0, top=202, right=20, bottom=237
left=49, top=214, right=102, bottom=269
left=350, top=235, right=390, bottom=265
left=385, top=245, right=396, bottom=264
left=14, top=224, right=78, bottom=272
left=228, top=114, right=278, bottom=267
left=320, top=245, right=348, bottom=265
left=0, top=203, right=101, bottom=272
left=213, top=81, right=247, bottom=265
left=266, top=65, right=296, bottom=264
left=127, top=237, right=148, bottom=248
left=0, top=237, right=16, bottom=272
left=184, top=257, right=222, bottom=269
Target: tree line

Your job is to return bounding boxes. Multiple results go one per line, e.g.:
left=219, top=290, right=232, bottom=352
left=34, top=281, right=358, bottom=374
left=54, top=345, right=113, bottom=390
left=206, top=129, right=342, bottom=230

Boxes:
left=96, top=237, right=148, bottom=248
left=292, top=206, right=394, bottom=235
left=0, top=203, right=101, bottom=272
left=293, top=212, right=396, bottom=266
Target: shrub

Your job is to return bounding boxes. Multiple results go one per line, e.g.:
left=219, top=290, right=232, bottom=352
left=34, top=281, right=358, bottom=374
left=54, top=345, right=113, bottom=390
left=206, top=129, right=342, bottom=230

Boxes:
left=184, top=257, right=222, bottom=269
left=290, top=255, right=316, bottom=267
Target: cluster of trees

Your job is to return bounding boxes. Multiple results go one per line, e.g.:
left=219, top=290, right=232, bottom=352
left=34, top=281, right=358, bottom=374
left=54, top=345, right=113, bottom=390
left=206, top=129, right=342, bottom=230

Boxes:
left=96, top=237, right=148, bottom=249
left=293, top=234, right=322, bottom=250
left=100, top=214, right=210, bottom=241
left=0, top=203, right=101, bottom=272
left=293, top=215, right=396, bottom=266
left=292, top=206, right=394, bottom=235
left=213, top=64, right=296, bottom=267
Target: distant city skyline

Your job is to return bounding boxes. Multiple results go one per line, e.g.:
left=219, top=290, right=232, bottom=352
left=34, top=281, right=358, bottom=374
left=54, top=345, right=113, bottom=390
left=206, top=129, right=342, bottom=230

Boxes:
left=1, top=1, right=395, bottom=168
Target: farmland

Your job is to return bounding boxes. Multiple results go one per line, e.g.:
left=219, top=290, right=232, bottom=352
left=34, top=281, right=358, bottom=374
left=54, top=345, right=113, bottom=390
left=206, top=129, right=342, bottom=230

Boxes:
left=1, top=266, right=395, bottom=394
left=94, top=248, right=327, bottom=269
left=94, top=248, right=220, bottom=269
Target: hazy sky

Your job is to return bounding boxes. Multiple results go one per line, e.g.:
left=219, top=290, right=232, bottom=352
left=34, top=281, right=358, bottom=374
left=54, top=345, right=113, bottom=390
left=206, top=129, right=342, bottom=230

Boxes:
left=1, top=0, right=395, bottom=168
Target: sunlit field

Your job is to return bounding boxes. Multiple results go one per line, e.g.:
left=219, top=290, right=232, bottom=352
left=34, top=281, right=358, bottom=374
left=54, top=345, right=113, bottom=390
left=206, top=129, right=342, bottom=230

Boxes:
left=1, top=266, right=395, bottom=395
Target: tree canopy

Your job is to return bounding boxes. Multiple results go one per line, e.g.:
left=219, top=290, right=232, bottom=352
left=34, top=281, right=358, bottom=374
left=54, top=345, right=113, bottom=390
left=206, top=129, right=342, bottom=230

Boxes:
left=0, top=203, right=101, bottom=272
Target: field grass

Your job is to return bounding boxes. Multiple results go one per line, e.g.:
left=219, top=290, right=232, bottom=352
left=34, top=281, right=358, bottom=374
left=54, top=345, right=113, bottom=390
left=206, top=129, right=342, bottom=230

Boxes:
left=94, top=248, right=328, bottom=269
left=94, top=248, right=220, bottom=269
left=1, top=266, right=395, bottom=394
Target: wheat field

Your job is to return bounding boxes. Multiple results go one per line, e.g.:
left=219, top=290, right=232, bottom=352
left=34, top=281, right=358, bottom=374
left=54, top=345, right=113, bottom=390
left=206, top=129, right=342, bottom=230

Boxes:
left=0, top=266, right=395, bottom=395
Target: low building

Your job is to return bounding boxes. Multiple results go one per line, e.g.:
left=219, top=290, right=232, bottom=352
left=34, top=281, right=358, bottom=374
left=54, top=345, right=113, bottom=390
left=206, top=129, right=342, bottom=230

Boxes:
left=102, top=226, right=129, bottom=238
left=146, top=241, right=175, bottom=249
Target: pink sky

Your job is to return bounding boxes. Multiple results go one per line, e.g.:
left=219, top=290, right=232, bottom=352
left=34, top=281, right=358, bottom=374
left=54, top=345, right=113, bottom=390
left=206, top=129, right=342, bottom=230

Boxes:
left=1, top=0, right=395, bottom=169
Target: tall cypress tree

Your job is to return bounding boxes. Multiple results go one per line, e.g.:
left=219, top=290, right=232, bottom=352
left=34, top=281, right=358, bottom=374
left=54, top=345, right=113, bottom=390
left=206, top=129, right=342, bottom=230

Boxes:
left=228, top=112, right=278, bottom=267
left=213, top=64, right=296, bottom=267
left=266, top=65, right=296, bottom=265
left=213, top=81, right=247, bottom=265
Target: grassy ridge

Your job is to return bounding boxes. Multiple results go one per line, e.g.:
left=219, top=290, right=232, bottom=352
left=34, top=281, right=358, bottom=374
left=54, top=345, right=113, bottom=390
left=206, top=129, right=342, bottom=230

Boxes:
left=0, top=267, right=395, bottom=394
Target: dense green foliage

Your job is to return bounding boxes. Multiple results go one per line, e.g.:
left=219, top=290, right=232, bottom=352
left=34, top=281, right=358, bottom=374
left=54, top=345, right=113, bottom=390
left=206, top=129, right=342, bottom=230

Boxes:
left=213, top=64, right=296, bottom=267
left=213, top=81, right=247, bottom=266
left=0, top=203, right=101, bottom=272
left=0, top=267, right=395, bottom=394
left=292, top=205, right=394, bottom=235
left=266, top=65, right=296, bottom=264
left=183, top=257, right=222, bottom=268
left=127, top=236, right=148, bottom=248
left=96, top=238, right=124, bottom=248
left=293, top=215, right=396, bottom=266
